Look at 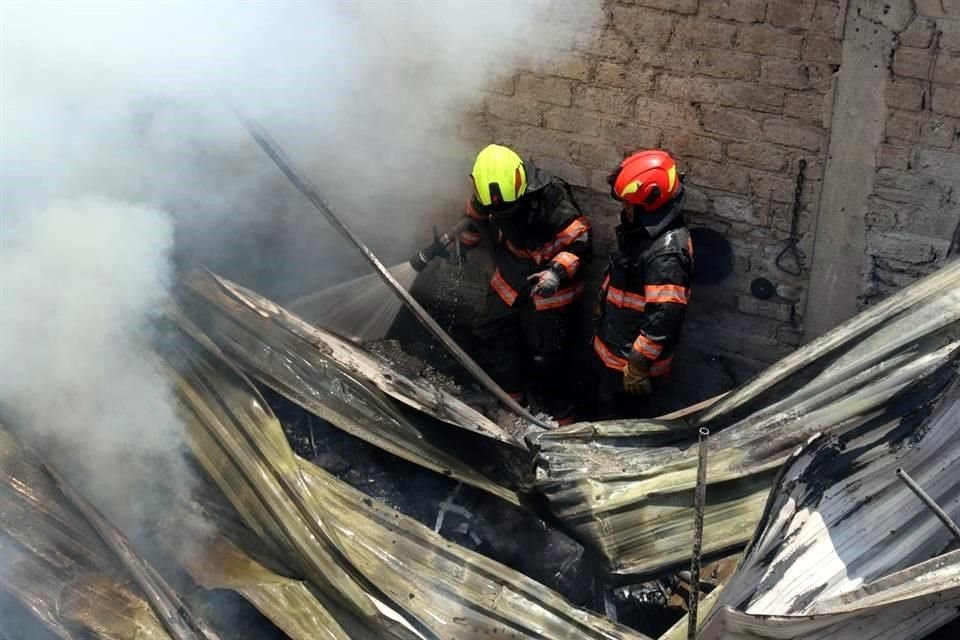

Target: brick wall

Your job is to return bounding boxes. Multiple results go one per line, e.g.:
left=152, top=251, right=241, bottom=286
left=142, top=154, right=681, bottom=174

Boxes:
left=415, top=0, right=958, bottom=397
left=863, top=2, right=960, bottom=303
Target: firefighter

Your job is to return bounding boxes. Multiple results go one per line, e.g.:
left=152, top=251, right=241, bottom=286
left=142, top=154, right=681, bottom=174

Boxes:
left=455, top=144, right=592, bottom=424
left=591, top=149, right=693, bottom=418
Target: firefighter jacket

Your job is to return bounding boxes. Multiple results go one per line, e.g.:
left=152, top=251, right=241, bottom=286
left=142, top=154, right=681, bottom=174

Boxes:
left=593, top=218, right=693, bottom=378
left=459, top=175, right=592, bottom=312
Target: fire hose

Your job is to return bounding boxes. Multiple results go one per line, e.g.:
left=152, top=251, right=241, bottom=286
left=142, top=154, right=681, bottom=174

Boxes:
left=237, top=113, right=552, bottom=429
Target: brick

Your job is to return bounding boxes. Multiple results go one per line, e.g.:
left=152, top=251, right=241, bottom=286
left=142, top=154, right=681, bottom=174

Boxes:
left=865, top=196, right=901, bottom=231
left=783, top=90, right=829, bottom=126
left=713, top=194, right=765, bottom=224
left=899, top=17, right=937, bottom=48
left=540, top=55, right=594, bottom=82
left=574, top=85, right=637, bottom=117
left=574, top=140, right=625, bottom=167
left=760, top=58, right=835, bottom=90
left=543, top=106, right=601, bottom=136
left=701, top=106, right=762, bottom=138
left=876, top=144, right=912, bottom=170
left=887, top=78, right=928, bottom=111
left=931, top=86, right=960, bottom=118
left=532, top=156, right=590, bottom=188
left=459, top=113, right=493, bottom=142
left=488, top=74, right=516, bottom=96
left=887, top=109, right=957, bottom=145
left=672, top=18, right=738, bottom=49
left=662, top=47, right=761, bottom=80
left=630, top=0, right=699, bottom=14
left=718, top=81, right=785, bottom=113
left=776, top=324, right=804, bottom=345
left=867, top=232, right=937, bottom=264
left=750, top=171, right=798, bottom=203
left=661, top=130, right=724, bottom=162
left=802, top=35, right=842, bottom=64
left=485, top=95, right=544, bottom=126
left=701, top=0, right=767, bottom=23
left=726, top=141, right=790, bottom=171
left=636, top=96, right=702, bottom=130
left=686, top=158, right=751, bottom=194
left=892, top=47, right=934, bottom=80
left=657, top=74, right=722, bottom=103
left=595, top=61, right=656, bottom=90
left=737, top=24, right=804, bottom=58
left=683, top=185, right=711, bottom=212
left=737, top=295, right=794, bottom=322
left=934, top=53, right=960, bottom=85
left=612, top=5, right=676, bottom=49
left=767, top=0, right=815, bottom=30
left=741, top=334, right=798, bottom=361
left=516, top=73, right=573, bottom=106
left=578, top=28, right=634, bottom=63
left=515, top=126, right=574, bottom=160
left=940, top=17, right=960, bottom=53
left=763, top=117, right=825, bottom=151
left=915, top=0, right=960, bottom=17
left=601, top=118, right=662, bottom=149
left=770, top=201, right=813, bottom=235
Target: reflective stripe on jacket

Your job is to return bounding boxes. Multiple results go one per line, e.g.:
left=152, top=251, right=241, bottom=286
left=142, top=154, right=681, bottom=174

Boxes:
left=594, top=223, right=693, bottom=376
left=461, top=177, right=592, bottom=310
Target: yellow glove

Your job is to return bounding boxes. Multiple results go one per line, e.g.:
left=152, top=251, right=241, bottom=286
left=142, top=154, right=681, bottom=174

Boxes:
left=622, top=359, right=652, bottom=396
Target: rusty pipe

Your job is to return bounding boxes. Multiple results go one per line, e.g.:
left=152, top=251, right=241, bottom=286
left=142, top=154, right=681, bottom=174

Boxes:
left=896, top=468, right=960, bottom=541
left=688, top=427, right=710, bottom=640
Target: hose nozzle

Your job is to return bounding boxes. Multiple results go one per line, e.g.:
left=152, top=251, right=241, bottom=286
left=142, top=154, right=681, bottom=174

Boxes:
left=408, top=218, right=473, bottom=272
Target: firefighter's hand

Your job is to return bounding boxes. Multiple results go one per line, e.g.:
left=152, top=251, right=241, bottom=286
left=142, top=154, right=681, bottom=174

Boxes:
left=528, top=268, right=561, bottom=296
left=622, top=360, right=652, bottom=396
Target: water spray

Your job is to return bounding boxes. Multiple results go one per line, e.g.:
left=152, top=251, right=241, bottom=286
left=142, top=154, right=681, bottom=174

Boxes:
left=237, top=112, right=551, bottom=429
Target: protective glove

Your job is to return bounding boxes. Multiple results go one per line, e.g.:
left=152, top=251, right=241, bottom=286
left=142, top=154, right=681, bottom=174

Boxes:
left=622, top=358, right=652, bottom=396
left=527, top=267, right=562, bottom=296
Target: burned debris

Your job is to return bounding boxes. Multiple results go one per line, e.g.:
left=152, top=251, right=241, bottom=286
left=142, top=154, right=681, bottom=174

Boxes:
left=1, top=257, right=958, bottom=639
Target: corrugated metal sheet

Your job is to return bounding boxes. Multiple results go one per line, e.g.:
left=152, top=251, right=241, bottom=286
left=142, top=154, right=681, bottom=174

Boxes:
left=178, top=269, right=523, bottom=505
left=159, top=311, right=651, bottom=640
left=0, top=424, right=174, bottom=640
left=688, top=367, right=960, bottom=639
left=530, top=261, right=960, bottom=578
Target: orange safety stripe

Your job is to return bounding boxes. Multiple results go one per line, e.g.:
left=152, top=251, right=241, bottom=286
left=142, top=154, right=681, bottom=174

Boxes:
left=490, top=269, right=519, bottom=306
left=465, top=197, right=488, bottom=221
left=606, top=284, right=646, bottom=311
left=551, top=251, right=580, bottom=278
left=593, top=336, right=628, bottom=370
left=593, top=336, right=674, bottom=376
left=644, top=284, right=690, bottom=305
left=632, top=333, right=663, bottom=360
left=533, top=281, right=585, bottom=311
left=500, top=217, right=590, bottom=266
left=459, top=229, right=481, bottom=246
left=535, top=216, right=591, bottom=262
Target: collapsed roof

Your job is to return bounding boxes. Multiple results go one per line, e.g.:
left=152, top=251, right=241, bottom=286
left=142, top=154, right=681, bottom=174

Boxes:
left=1, top=261, right=957, bottom=639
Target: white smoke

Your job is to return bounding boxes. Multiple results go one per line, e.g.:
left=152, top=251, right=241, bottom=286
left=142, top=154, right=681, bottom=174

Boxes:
left=0, top=0, right=602, bottom=626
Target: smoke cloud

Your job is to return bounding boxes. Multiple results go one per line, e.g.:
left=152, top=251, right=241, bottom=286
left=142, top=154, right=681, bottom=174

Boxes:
left=0, top=0, right=602, bottom=624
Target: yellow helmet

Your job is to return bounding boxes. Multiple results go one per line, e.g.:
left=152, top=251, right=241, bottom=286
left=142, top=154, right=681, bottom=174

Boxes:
left=471, top=144, right=527, bottom=207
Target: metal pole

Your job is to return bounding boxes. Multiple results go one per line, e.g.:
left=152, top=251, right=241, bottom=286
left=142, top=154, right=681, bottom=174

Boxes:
left=688, top=427, right=710, bottom=640
left=236, top=112, right=551, bottom=429
left=896, top=468, right=960, bottom=541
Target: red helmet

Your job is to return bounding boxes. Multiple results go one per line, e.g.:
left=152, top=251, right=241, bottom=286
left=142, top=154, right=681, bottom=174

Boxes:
left=608, top=150, right=682, bottom=212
